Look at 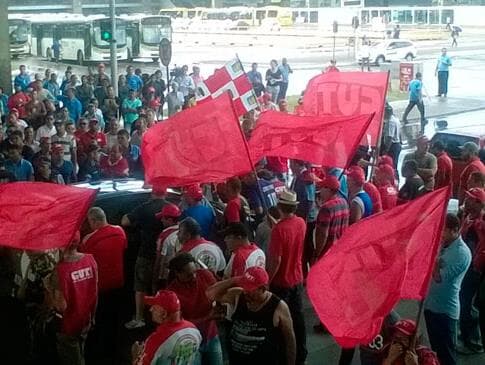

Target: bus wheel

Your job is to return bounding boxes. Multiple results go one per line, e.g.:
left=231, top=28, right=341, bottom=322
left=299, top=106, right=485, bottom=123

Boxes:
left=46, top=48, right=52, bottom=61
left=152, top=57, right=159, bottom=63
left=77, top=50, right=84, bottom=66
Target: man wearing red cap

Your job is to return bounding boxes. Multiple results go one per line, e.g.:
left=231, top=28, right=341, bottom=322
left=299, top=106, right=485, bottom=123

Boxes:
left=51, top=143, right=76, bottom=183
left=458, top=142, right=485, bottom=204
left=132, top=290, right=202, bottom=365
left=181, top=184, right=215, bottom=239
left=206, top=266, right=296, bottom=365
left=403, top=136, right=437, bottom=192
left=347, top=166, right=373, bottom=224
left=153, top=203, right=182, bottom=289
left=79, top=119, right=107, bottom=154
left=374, top=164, right=399, bottom=211
left=7, top=84, right=30, bottom=119
left=47, top=232, right=98, bottom=365
left=314, top=175, right=349, bottom=259
left=362, top=171, right=383, bottom=214
left=431, top=140, right=453, bottom=191
left=80, top=207, right=127, bottom=363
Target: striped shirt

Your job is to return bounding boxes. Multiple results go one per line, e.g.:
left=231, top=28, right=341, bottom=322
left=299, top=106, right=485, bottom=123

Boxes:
left=51, top=132, right=76, bottom=162
left=317, top=196, right=350, bottom=247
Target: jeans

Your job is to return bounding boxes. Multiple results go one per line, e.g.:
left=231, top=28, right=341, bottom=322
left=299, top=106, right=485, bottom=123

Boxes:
left=195, top=336, right=224, bottom=365
left=278, top=82, right=289, bottom=101
left=424, top=310, right=457, bottom=365
left=271, top=283, right=307, bottom=364
left=459, top=267, right=482, bottom=344
left=387, top=143, right=402, bottom=173
left=438, top=71, right=449, bottom=96
left=402, top=100, right=426, bottom=132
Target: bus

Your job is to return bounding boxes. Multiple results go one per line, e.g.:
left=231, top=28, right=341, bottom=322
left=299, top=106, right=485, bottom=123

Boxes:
left=159, top=7, right=203, bottom=29
left=8, top=15, right=32, bottom=57
left=122, top=14, right=172, bottom=62
left=255, top=6, right=293, bottom=27
left=30, top=14, right=129, bottom=65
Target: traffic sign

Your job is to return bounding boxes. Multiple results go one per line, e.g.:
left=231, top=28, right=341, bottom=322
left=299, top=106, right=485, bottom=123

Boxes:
left=159, top=38, right=172, bottom=67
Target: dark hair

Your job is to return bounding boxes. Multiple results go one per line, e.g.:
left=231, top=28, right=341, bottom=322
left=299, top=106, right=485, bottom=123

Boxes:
left=277, top=203, right=297, bottom=215
left=169, top=252, right=196, bottom=273
left=469, top=171, right=485, bottom=186
left=9, top=130, right=24, bottom=139
left=432, top=140, right=445, bottom=152
left=117, top=129, right=130, bottom=138
left=403, top=159, right=418, bottom=174
left=179, top=217, right=202, bottom=237
left=416, top=72, right=422, bottom=78
left=7, top=144, right=21, bottom=152
left=223, top=223, right=249, bottom=239
left=226, top=177, right=242, bottom=193
left=268, top=206, right=281, bottom=220
left=445, top=213, right=461, bottom=232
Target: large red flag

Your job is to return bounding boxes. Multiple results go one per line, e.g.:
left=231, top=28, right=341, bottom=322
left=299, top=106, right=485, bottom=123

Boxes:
left=142, top=93, right=253, bottom=187
left=0, top=182, right=97, bottom=250
left=307, top=187, right=450, bottom=348
left=249, top=111, right=374, bottom=168
left=302, top=71, right=389, bottom=146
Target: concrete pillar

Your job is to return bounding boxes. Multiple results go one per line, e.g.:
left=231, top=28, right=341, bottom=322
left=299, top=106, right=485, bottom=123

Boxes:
left=72, top=0, right=82, bottom=14
left=0, top=0, right=12, bottom=94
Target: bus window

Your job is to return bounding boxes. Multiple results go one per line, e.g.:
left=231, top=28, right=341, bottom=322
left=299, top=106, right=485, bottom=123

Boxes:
left=380, top=10, right=391, bottom=24
left=256, top=10, right=266, bottom=20
left=414, top=10, right=427, bottom=24
left=188, top=11, right=196, bottom=19
left=309, top=11, right=318, bottom=24
left=301, top=11, right=308, bottom=23
left=429, top=10, right=439, bottom=24
left=361, top=11, right=369, bottom=25
left=441, top=9, right=454, bottom=25
left=268, top=10, right=278, bottom=18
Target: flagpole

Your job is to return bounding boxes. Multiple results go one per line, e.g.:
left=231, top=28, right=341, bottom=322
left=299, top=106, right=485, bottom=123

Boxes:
left=369, top=70, right=391, bottom=179
left=411, top=299, right=425, bottom=349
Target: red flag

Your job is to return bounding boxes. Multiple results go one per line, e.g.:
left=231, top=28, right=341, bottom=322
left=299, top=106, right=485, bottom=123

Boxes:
left=302, top=71, right=389, bottom=146
left=142, top=93, right=253, bottom=187
left=249, top=111, right=374, bottom=168
left=197, top=58, right=258, bottom=116
left=0, top=182, right=97, bottom=250
left=307, top=187, right=450, bottom=348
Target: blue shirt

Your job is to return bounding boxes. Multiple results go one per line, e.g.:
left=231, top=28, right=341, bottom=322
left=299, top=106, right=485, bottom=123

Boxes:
left=182, top=203, right=215, bottom=238
left=242, top=179, right=278, bottom=212
left=278, top=64, right=292, bottom=83
left=0, top=94, right=8, bottom=116
left=437, top=55, right=452, bottom=72
left=409, top=79, right=422, bottom=102
left=353, top=190, right=373, bottom=218
left=5, top=158, right=33, bottom=181
left=52, top=160, right=75, bottom=184
left=291, top=171, right=317, bottom=222
left=247, top=70, right=263, bottom=85
left=126, top=74, right=143, bottom=92
left=45, top=81, right=60, bottom=97
left=14, top=74, right=31, bottom=91
left=425, top=236, right=471, bottom=320
left=58, top=96, right=82, bottom=122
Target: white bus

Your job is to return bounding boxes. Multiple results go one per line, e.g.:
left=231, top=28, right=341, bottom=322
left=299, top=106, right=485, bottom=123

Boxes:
left=30, top=14, right=129, bottom=65
left=8, top=15, right=32, bottom=57
left=122, top=14, right=172, bottom=62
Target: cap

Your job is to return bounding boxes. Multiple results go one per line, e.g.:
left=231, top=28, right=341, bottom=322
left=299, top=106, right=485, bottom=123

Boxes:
left=184, top=184, right=203, bottom=201
left=236, top=267, right=269, bottom=292
left=461, top=141, right=479, bottom=155
left=378, top=155, right=394, bottom=167
left=393, top=319, right=417, bottom=336
left=277, top=189, right=299, bottom=206
left=376, top=164, right=395, bottom=180
left=155, top=203, right=182, bottom=220
left=465, top=188, right=485, bottom=204
left=347, top=166, right=366, bottom=185
left=51, top=144, right=64, bottom=154
left=148, top=86, right=156, bottom=93
left=317, top=175, right=340, bottom=192
left=144, top=290, right=180, bottom=313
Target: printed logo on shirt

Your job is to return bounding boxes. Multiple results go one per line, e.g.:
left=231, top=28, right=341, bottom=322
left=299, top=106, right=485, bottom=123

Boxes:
left=71, top=267, right=94, bottom=283
left=170, top=333, right=200, bottom=363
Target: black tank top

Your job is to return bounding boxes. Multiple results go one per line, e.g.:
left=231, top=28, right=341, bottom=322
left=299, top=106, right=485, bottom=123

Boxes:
left=229, top=293, right=284, bottom=365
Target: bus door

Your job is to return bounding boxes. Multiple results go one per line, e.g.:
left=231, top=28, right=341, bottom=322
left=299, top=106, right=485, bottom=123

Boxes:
left=84, top=24, right=92, bottom=59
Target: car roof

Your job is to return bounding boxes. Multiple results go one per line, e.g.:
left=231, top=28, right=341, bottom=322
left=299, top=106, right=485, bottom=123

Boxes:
left=434, top=124, right=485, bottom=139
left=73, top=179, right=181, bottom=197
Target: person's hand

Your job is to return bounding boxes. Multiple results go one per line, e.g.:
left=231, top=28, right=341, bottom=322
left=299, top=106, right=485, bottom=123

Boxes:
left=131, top=341, right=144, bottom=361
left=387, top=342, right=404, bottom=362
left=404, top=350, right=419, bottom=365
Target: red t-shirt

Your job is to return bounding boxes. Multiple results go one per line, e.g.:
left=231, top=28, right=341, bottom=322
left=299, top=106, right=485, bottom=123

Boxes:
left=459, top=157, right=485, bottom=201
left=168, top=269, right=218, bottom=343
left=435, top=152, right=453, bottom=190
left=225, top=197, right=241, bottom=223
left=136, top=320, right=202, bottom=365
left=378, top=184, right=398, bottom=211
left=100, top=156, right=129, bottom=178
left=180, top=238, right=226, bottom=273
left=80, top=225, right=127, bottom=292
left=269, top=215, right=306, bottom=288
left=224, top=243, right=266, bottom=278
left=364, top=181, right=383, bottom=214
left=266, top=156, right=289, bottom=174
left=56, top=254, right=98, bottom=335
left=79, top=130, right=107, bottom=151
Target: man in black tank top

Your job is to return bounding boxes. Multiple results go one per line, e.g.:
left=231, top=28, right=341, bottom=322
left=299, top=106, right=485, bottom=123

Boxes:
left=206, top=266, right=296, bottom=365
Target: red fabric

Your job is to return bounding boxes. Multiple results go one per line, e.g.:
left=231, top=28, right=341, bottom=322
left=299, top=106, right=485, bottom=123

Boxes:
left=269, top=215, right=307, bottom=288
left=378, top=184, right=398, bottom=211
left=79, top=131, right=107, bottom=151
left=302, top=72, right=389, bottom=146
left=266, top=156, right=289, bottom=174
left=57, top=254, right=98, bottom=335
left=0, top=182, right=97, bottom=250
left=461, top=213, right=485, bottom=272
left=142, top=94, right=253, bottom=188
left=307, top=187, right=450, bottom=348
left=459, top=157, right=485, bottom=201
left=225, top=197, right=241, bottom=223
left=229, top=244, right=266, bottom=277
left=80, top=225, right=127, bottom=292
left=435, top=152, right=453, bottom=190
left=100, top=156, right=129, bottom=178
left=168, top=269, right=218, bottom=342
left=249, top=111, right=374, bottom=169
left=8, top=92, right=30, bottom=118
left=364, top=181, right=383, bottom=214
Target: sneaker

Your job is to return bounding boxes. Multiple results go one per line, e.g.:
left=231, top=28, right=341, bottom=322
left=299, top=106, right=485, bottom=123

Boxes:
left=125, top=319, right=145, bottom=329
left=464, top=341, right=484, bottom=354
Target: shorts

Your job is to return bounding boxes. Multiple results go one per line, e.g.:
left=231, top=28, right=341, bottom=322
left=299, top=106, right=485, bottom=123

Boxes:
left=134, top=256, right=154, bottom=293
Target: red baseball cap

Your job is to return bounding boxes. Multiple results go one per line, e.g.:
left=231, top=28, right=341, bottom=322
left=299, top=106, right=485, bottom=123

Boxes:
left=317, top=175, right=340, bottom=192
left=236, top=266, right=269, bottom=292
left=465, top=188, right=485, bottom=204
left=377, top=164, right=395, bottom=180
left=393, top=319, right=417, bottom=336
left=378, top=155, right=394, bottom=167
left=184, top=184, right=203, bottom=201
left=155, top=203, right=182, bottom=220
left=144, top=290, right=180, bottom=313
left=347, top=166, right=366, bottom=185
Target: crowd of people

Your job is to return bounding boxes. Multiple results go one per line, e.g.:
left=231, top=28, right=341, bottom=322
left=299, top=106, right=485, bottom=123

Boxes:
left=1, top=58, right=485, bottom=365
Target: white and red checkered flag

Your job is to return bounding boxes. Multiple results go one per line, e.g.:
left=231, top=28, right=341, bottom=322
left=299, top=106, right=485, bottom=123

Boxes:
left=197, top=58, right=258, bottom=117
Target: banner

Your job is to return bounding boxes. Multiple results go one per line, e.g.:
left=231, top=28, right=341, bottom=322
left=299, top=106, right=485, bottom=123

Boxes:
left=0, top=182, right=97, bottom=250
left=302, top=71, right=389, bottom=146
left=142, top=93, right=253, bottom=187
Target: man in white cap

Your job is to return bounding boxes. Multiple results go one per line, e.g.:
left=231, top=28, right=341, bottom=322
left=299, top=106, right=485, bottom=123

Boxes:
left=267, top=188, right=307, bottom=365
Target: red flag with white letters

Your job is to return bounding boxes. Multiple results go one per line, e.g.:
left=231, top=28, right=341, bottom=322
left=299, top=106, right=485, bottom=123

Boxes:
left=302, top=72, right=389, bottom=146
